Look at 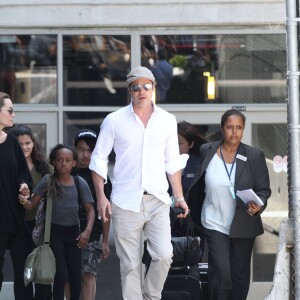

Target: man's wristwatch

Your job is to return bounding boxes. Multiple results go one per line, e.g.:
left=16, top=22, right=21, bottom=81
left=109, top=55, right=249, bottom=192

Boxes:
left=174, top=197, right=185, bottom=203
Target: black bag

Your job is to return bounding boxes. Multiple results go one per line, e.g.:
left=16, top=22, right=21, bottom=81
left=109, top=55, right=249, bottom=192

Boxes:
left=170, top=212, right=202, bottom=269
left=171, top=235, right=201, bottom=268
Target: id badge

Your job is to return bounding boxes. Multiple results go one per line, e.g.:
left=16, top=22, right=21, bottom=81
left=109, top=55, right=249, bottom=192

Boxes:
left=229, top=186, right=236, bottom=200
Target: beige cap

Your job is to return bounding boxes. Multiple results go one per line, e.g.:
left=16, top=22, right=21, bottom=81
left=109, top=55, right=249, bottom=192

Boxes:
left=126, top=66, right=155, bottom=86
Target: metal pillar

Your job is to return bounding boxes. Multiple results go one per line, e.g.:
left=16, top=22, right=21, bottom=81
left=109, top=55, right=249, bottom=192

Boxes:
left=286, top=0, right=300, bottom=298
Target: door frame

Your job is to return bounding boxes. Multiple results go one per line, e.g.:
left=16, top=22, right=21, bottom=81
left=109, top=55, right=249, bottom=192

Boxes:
left=14, top=111, right=58, bottom=156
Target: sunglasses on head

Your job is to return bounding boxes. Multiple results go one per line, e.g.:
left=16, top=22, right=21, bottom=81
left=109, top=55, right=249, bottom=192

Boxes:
left=1, top=108, right=14, bottom=115
left=130, top=83, right=153, bottom=92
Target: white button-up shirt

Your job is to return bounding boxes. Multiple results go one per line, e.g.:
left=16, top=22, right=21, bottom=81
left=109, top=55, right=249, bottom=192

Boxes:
left=90, top=102, right=188, bottom=212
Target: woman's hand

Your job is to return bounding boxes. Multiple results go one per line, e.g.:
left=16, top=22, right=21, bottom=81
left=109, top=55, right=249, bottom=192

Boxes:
left=247, top=201, right=261, bottom=216
left=18, top=184, right=30, bottom=205
left=18, top=194, right=29, bottom=204
left=19, top=183, right=30, bottom=198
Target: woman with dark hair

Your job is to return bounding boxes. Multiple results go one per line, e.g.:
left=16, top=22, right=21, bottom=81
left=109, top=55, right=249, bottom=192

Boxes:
left=9, top=124, right=52, bottom=300
left=186, top=109, right=271, bottom=300
left=10, top=125, right=50, bottom=176
left=0, top=92, right=32, bottom=293
left=170, top=121, right=208, bottom=253
left=177, top=121, right=208, bottom=195
left=20, top=144, right=95, bottom=300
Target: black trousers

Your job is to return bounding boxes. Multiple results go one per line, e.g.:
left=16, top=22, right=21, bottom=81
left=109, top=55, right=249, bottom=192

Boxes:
left=50, top=224, right=82, bottom=300
left=204, top=228, right=255, bottom=300
left=9, top=220, right=52, bottom=300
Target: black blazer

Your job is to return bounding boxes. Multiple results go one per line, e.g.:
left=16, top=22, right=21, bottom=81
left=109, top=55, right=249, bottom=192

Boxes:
left=186, top=140, right=271, bottom=238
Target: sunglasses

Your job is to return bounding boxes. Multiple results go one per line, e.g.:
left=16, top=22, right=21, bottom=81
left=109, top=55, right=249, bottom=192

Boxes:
left=1, top=108, right=14, bottom=115
left=130, top=83, right=153, bottom=92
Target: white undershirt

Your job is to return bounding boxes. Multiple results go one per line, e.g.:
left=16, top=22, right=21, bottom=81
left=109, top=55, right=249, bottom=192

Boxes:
left=201, top=153, right=236, bottom=235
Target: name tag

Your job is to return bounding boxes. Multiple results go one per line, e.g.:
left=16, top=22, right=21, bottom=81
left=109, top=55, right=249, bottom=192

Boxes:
left=186, top=173, right=195, bottom=178
left=236, top=154, right=247, bottom=162
left=229, top=186, right=236, bottom=200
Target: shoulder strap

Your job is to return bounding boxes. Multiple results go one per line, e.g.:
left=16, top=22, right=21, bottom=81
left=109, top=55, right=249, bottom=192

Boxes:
left=73, top=175, right=81, bottom=204
left=44, top=175, right=53, bottom=244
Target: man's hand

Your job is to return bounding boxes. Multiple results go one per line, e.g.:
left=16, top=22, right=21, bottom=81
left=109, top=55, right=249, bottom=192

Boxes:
left=97, top=196, right=112, bottom=223
left=175, top=199, right=189, bottom=218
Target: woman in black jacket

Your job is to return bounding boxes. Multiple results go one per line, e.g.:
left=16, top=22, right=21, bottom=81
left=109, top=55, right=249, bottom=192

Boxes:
left=0, top=92, right=32, bottom=293
left=186, top=109, right=271, bottom=300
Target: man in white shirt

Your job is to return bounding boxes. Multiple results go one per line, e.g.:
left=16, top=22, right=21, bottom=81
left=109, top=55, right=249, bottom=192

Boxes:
left=90, top=66, right=189, bottom=300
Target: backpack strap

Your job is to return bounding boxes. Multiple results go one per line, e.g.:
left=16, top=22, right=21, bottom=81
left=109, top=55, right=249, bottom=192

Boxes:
left=73, top=175, right=81, bottom=205
left=44, top=174, right=53, bottom=244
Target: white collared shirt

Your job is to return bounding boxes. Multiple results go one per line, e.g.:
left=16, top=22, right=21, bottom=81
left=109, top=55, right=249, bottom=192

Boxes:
left=90, top=102, right=188, bottom=212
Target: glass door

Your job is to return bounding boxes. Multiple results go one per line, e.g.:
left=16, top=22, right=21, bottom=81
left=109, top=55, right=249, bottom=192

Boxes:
left=13, top=111, right=58, bottom=155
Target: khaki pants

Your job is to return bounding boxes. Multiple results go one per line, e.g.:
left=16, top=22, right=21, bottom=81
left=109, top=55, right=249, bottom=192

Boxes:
left=112, top=195, right=173, bottom=300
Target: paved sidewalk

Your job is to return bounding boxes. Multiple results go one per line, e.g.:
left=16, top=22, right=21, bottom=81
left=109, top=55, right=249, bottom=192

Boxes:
left=0, top=282, right=13, bottom=300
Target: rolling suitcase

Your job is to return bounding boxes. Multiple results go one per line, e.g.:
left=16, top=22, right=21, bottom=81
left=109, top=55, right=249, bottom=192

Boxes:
left=161, top=262, right=208, bottom=300
left=198, top=263, right=208, bottom=299
left=161, top=273, right=202, bottom=300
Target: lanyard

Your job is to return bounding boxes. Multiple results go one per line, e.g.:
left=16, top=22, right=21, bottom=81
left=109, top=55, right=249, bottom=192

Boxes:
left=220, top=146, right=238, bottom=186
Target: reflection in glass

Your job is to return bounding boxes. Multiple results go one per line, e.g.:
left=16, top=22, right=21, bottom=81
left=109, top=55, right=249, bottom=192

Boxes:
left=141, top=34, right=286, bottom=104
left=63, top=35, right=131, bottom=106
left=252, top=124, right=288, bottom=282
left=63, top=111, right=110, bottom=146
left=194, top=124, right=220, bottom=142
left=0, top=35, right=57, bottom=104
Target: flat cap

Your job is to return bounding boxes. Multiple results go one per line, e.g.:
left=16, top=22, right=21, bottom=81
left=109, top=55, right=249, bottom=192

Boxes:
left=126, top=66, right=155, bottom=86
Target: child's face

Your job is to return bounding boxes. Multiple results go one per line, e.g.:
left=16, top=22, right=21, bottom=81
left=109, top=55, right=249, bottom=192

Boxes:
left=76, top=140, right=92, bottom=168
left=17, top=134, right=34, bottom=160
left=53, top=148, right=76, bottom=175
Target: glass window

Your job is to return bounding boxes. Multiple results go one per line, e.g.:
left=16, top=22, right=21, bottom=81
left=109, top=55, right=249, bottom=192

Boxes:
left=64, top=111, right=116, bottom=163
left=63, top=111, right=111, bottom=146
left=9, top=123, right=47, bottom=154
left=63, top=35, right=131, bottom=106
left=0, top=35, right=57, bottom=104
left=251, top=123, right=288, bottom=282
left=191, top=124, right=221, bottom=142
left=141, top=34, right=286, bottom=104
